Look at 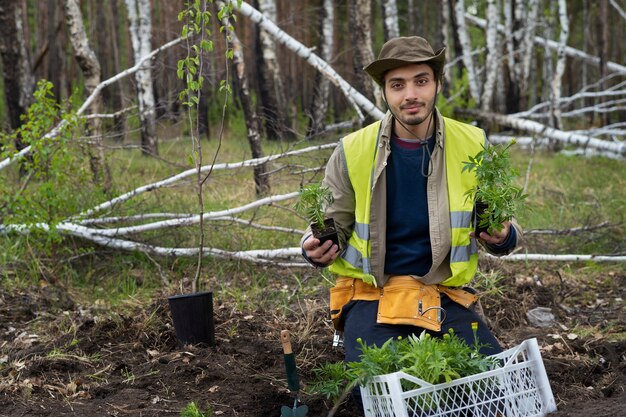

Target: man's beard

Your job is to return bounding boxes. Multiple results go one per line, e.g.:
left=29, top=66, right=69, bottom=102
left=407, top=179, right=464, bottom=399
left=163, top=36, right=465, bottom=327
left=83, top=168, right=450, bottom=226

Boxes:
left=398, top=98, right=435, bottom=126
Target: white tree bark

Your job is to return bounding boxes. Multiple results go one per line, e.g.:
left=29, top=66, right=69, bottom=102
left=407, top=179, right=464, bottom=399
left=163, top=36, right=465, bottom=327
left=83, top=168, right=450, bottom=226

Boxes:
left=549, top=0, right=570, bottom=130
left=74, top=142, right=337, bottom=219
left=0, top=0, right=35, bottom=130
left=503, top=0, right=519, bottom=85
left=306, top=0, right=334, bottom=137
left=465, top=12, right=626, bottom=75
left=512, top=79, right=626, bottom=120
left=125, top=0, right=157, bottom=155
left=520, top=0, right=540, bottom=93
left=256, top=0, right=291, bottom=140
left=441, top=0, right=453, bottom=88
left=74, top=192, right=301, bottom=237
left=218, top=0, right=269, bottom=196
left=64, top=0, right=110, bottom=190
left=229, top=1, right=383, bottom=120
left=541, top=17, right=554, bottom=103
left=461, top=109, right=626, bottom=156
left=348, top=0, right=382, bottom=109
left=609, top=0, right=626, bottom=20
left=480, top=0, right=499, bottom=111
left=382, top=0, right=400, bottom=39
left=485, top=253, right=626, bottom=262
left=0, top=37, right=184, bottom=172
left=454, top=0, right=481, bottom=102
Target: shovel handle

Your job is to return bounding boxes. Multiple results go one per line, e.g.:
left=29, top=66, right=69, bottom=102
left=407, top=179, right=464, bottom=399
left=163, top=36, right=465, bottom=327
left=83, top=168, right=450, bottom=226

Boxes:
left=281, top=330, right=293, bottom=354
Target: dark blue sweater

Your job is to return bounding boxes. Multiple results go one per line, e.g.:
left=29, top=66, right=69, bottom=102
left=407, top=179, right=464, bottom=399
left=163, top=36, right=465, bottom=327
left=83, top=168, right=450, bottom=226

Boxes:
left=384, top=135, right=517, bottom=276
left=384, top=135, right=435, bottom=276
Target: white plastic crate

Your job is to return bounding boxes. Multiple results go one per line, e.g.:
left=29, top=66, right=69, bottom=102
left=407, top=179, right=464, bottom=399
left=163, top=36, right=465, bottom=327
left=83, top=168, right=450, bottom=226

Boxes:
left=360, top=338, right=557, bottom=417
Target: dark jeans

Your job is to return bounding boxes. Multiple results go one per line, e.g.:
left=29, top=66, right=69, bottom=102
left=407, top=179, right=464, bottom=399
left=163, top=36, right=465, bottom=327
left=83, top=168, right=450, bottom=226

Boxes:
left=342, top=294, right=502, bottom=412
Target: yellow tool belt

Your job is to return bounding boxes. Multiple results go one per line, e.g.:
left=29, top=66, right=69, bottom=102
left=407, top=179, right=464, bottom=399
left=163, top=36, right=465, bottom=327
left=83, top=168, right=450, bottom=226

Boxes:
left=329, top=275, right=478, bottom=332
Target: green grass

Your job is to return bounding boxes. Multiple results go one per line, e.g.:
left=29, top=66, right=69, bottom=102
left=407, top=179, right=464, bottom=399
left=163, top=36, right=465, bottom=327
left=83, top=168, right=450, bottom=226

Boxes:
left=511, top=151, right=625, bottom=254
left=0, top=118, right=624, bottom=313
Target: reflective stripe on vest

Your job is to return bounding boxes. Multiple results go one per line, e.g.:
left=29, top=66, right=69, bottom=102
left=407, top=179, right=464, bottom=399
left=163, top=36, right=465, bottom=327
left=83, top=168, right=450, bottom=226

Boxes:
left=328, top=117, right=485, bottom=287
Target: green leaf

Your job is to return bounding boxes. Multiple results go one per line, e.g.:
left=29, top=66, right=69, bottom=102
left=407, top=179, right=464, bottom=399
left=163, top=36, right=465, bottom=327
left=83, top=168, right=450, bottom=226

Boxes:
left=200, top=39, right=213, bottom=52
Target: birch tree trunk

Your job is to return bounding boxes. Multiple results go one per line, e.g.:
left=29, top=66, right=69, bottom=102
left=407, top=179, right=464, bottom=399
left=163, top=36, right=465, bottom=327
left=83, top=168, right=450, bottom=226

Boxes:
left=382, top=0, right=400, bottom=40
left=255, top=0, right=293, bottom=141
left=465, top=9, right=626, bottom=75
left=503, top=0, right=520, bottom=112
left=453, top=0, right=481, bottom=103
left=348, top=0, right=382, bottom=112
left=440, top=0, right=453, bottom=89
left=541, top=13, right=554, bottom=104
left=64, top=0, right=110, bottom=191
left=228, top=1, right=383, bottom=121
left=219, top=1, right=270, bottom=196
left=306, top=0, right=334, bottom=137
left=520, top=0, right=540, bottom=109
left=598, top=0, right=610, bottom=126
left=0, top=0, right=34, bottom=134
left=408, top=0, right=416, bottom=34
left=480, top=0, right=499, bottom=111
left=549, top=0, right=570, bottom=131
left=125, top=0, right=158, bottom=156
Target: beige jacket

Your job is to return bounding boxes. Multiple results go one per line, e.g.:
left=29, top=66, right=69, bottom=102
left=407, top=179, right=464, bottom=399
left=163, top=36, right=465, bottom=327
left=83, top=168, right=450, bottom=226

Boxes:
left=302, top=109, right=522, bottom=287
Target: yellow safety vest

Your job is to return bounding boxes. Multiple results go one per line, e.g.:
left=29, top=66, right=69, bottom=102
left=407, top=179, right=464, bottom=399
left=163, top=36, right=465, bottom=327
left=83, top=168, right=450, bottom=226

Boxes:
left=328, top=117, right=484, bottom=287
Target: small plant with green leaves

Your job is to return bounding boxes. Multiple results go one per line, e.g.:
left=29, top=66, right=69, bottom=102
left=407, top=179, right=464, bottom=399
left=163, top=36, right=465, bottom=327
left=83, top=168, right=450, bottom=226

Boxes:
left=0, top=80, right=92, bottom=230
left=294, top=182, right=339, bottom=248
left=294, top=182, right=333, bottom=230
left=181, top=402, right=213, bottom=417
left=310, top=329, right=497, bottom=407
left=462, top=139, right=528, bottom=235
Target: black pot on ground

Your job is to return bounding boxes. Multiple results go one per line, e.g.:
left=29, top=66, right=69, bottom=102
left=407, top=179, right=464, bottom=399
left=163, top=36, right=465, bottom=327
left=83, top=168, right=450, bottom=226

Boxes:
left=168, top=291, right=216, bottom=347
left=311, top=218, right=339, bottom=248
left=473, top=200, right=489, bottom=237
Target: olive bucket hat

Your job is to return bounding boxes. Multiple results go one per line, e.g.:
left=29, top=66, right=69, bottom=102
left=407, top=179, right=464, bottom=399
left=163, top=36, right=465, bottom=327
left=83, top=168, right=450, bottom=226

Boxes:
left=364, top=36, right=446, bottom=86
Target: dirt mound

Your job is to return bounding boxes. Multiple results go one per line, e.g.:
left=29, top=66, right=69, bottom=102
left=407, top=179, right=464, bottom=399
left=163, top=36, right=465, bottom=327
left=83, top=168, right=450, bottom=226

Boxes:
left=1, top=264, right=624, bottom=416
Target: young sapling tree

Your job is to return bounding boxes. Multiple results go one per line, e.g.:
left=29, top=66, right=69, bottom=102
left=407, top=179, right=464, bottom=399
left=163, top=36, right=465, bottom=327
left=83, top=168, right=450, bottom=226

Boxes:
left=294, top=182, right=339, bottom=248
left=462, top=139, right=528, bottom=236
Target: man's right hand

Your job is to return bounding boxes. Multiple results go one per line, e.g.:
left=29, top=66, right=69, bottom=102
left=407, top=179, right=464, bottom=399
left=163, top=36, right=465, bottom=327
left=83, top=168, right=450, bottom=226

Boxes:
left=302, top=235, right=340, bottom=266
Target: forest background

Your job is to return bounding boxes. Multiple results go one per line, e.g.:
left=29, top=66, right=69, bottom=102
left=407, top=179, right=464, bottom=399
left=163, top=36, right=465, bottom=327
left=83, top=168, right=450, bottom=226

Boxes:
left=0, top=1, right=625, bottom=415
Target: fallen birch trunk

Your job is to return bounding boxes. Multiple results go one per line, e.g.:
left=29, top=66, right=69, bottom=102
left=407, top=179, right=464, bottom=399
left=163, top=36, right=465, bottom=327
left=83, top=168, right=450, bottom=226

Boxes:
left=484, top=253, right=626, bottom=262
left=74, top=192, right=300, bottom=237
left=0, top=36, right=185, bottom=172
left=74, top=142, right=337, bottom=219
left=5, top=215, right=626, bottom=265
left=465, top=13, right=626, bottom=75
left=458, top=109, right=626, bottom=156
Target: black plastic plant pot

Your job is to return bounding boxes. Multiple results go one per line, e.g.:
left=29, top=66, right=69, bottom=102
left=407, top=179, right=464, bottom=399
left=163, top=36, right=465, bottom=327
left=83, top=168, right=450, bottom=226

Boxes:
left=311, top=218, right=339, bottom=248
left=473, top=200, right=490, bottom=237
left=168, top=291, right=216, bottom=347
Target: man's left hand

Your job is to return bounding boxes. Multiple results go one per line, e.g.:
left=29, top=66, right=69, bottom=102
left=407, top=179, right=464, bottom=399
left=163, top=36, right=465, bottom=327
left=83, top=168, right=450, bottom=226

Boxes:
left=470, top=221, right=511, bottom=245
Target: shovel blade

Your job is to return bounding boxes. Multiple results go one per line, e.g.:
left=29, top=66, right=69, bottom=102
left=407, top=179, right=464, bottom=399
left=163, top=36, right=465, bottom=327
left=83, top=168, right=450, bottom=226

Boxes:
left=280, top=404, right=308, bottom=417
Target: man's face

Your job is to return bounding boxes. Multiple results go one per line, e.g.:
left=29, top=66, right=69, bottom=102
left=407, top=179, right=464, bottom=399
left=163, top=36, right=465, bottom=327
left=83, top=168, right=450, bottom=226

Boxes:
left=383, top=63, right=440, bottom=129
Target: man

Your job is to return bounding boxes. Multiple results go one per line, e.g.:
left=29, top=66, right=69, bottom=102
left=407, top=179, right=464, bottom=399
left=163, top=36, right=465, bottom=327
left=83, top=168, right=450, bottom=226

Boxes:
left=301, top=36, right=521, bottom=376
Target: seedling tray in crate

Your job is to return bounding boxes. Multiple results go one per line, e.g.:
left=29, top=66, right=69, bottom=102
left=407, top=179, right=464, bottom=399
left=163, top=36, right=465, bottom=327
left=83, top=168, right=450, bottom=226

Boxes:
left=360, top=338, right=557, bottom=417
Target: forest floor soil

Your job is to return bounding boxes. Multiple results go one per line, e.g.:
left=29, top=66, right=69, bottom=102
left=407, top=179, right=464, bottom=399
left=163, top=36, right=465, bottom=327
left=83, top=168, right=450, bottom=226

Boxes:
left=1, top=262, right=624, bottom=416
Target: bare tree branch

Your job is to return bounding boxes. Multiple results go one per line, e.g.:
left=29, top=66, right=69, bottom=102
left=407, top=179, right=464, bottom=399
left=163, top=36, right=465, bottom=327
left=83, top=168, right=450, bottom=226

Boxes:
left=609, top=0, right=626, bottom=20
left=73, top=142, right=336, bottom=219
left=465, top=13, right=626, bottom=75
left=0, top=36, right=185, bottom=171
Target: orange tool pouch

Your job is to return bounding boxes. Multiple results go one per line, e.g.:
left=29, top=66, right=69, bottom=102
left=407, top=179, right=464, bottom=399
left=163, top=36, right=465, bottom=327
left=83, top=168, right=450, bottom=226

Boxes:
left=329, top=276, right=478, bottom=332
